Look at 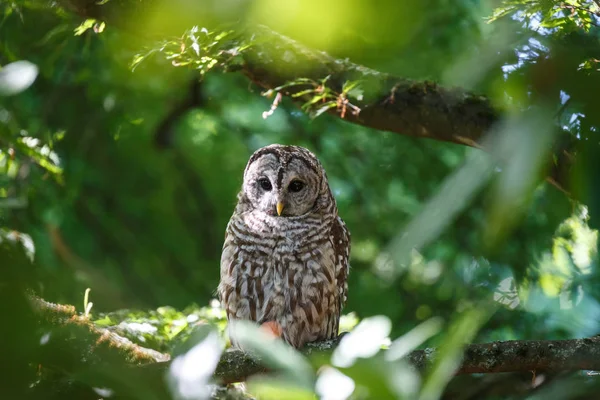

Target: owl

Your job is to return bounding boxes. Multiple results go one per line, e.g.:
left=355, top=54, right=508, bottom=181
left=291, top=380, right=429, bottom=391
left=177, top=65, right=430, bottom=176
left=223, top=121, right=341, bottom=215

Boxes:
left=218, top=144, right=350, bottom=349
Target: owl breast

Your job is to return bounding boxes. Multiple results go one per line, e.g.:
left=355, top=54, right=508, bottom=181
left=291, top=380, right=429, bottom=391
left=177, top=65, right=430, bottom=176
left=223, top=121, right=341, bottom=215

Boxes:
left=219, top=212, right=346, bottom=348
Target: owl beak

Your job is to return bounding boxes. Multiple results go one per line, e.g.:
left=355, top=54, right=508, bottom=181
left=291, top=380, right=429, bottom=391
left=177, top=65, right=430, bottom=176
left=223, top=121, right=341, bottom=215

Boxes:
left=276, top=201, right=284, bottom=216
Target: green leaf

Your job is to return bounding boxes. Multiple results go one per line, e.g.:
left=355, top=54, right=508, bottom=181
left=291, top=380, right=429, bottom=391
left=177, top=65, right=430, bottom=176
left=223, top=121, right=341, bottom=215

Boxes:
left=419, top=304, right=494, bottom=400
left=311, top=101, right=336, bottom=118
left=74, top=19, right=96, bottom=36
left=0, top=60, right=38, bottom=96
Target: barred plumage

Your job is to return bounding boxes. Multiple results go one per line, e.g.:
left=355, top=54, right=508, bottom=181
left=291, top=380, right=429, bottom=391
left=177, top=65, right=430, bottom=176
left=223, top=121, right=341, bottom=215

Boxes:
left=218, top=144, right=350, bottom=348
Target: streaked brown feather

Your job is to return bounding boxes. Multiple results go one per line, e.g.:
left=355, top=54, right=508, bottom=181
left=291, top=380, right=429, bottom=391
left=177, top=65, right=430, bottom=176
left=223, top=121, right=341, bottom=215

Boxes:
left=218, top=144, right=350, bottom=349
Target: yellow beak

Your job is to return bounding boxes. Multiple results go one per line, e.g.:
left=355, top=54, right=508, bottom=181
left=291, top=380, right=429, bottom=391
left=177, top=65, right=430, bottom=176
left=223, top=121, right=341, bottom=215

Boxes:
left=276, top=202, right=284, bottom=216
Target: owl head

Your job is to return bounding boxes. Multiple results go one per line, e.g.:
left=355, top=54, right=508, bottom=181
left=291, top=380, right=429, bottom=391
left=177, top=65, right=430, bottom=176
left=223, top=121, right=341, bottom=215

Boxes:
left=240, top=144, right=332, bottom=217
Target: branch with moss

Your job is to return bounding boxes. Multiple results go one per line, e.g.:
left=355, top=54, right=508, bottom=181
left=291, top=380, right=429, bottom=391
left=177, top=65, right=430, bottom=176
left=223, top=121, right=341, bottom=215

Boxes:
left=29, top=295, right=600, bottom=386
left=31, top=295, right=170, bottom=366
left=56, top=0, right=576, bottom=194
left=213, top=336, right=600, bottom=384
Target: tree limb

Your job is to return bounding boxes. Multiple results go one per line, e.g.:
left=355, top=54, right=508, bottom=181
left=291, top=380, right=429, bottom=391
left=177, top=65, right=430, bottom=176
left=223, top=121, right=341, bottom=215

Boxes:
left=56, top=0, right=576, bottom=194
left=30, top=296, right=600, bottom=385
left=242, top=26, right=497, bottom=150
left=210, top=336, right=600, bottom=384
left=31, top=295, right=170, bottom=366
left=412, top=337, right=600, bottom=374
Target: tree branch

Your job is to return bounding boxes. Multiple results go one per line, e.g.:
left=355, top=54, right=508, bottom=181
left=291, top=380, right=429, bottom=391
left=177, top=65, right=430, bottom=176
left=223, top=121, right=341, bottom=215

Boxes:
left=56, top=0, right=576, bottom=195
left=32, top=296, right=170, bottom=366
left=209, top=336, right=600, bottom=384
left=30, top=296, right=600, bottom=385
left=415, top=337, right=600, bottom=374
left=241, top=26, right=497, bottom=150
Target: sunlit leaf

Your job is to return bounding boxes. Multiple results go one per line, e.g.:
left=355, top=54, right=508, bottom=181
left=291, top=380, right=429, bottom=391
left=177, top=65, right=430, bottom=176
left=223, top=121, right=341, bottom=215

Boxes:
left=419, top=305, right=494, bottom=400
left=386, top=361, right=421, bottom=399
left=247, top=376, right=315, bottom=400
left=385, top=317, right=443, bottom=362
left=312, top=102, right=336, bottom=118
left=168, top=327, right=224, bottom=400
left=0, top=60, right=38, bottom=96
left=483, top=108, right=557, bottom=249
left=74, top=18, right=97, bottom=36
left=332, top=315, right=391, bottom=368
left=315, top=366, right=355, bottom=400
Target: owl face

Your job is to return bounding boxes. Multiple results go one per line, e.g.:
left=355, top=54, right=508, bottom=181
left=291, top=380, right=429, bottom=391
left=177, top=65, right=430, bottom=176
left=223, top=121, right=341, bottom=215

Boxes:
left=242, top=145, right=323, bottom=217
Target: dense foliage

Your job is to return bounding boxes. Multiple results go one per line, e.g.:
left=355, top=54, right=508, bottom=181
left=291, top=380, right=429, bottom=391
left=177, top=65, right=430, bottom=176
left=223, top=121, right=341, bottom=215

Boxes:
left=2, top=0, right=600, bottom=399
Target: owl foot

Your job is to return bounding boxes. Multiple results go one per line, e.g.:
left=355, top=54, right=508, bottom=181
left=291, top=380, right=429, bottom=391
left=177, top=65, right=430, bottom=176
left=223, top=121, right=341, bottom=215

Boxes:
left=260, top=320, right=283, bottom=339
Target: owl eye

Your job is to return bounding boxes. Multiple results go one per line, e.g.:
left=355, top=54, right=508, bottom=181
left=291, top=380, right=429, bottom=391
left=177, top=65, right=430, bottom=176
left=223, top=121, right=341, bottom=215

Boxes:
left=258, top=178, right=272, bottom=191
left=288, top=180, right=304, bottom=192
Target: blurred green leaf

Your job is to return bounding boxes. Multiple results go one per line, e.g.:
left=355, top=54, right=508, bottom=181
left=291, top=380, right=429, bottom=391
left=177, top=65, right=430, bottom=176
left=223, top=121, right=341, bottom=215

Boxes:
left=0, top=60, right=38, bottom=96
left=419, top=304, right=494, bottom=400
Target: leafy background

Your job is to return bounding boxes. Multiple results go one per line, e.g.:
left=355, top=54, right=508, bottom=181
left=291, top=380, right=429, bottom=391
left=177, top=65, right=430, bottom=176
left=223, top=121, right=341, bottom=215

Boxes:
left=2, top=0, right=600, bottom=399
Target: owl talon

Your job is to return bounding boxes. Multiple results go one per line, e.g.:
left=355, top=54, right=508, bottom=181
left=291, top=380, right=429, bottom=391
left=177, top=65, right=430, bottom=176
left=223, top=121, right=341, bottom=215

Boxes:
left=260, top=321, right=283, bottom=339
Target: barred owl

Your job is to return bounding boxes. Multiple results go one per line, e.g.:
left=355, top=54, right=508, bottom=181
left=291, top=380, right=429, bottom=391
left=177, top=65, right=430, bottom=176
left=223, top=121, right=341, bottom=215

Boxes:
left=218, top=144, right=350, bottom=349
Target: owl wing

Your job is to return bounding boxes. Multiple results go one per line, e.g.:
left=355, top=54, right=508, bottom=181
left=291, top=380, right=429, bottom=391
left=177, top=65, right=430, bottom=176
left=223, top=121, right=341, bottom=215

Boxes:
left=218, top=220, right=239, bottom=321
left=330, top=215, right=351, bottom=326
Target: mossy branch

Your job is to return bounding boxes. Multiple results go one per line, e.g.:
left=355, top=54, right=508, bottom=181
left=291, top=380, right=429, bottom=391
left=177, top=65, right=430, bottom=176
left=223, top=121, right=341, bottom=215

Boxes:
left=30, top=296, right=600, bottom=385
left=56, top=0, right=575, bottom=195
left=32, top=295, right=170, bottom=367
left=213, top=336, right=600, bottom=384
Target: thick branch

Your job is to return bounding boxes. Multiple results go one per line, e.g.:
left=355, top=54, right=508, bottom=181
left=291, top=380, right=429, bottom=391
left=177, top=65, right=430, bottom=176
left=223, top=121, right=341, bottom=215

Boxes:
left=242, top=27, right=497, bottom=150
left=31, top=297, right=600, bottom=384
left=57, top=0, right=575, bottom=194
left=210, top=336, right=600, bottom=384
left=412, top=337, right=600, bottom=374
left=62, top=0, right=496, bottom=148
left=213, top=337, right=343, bottom=384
